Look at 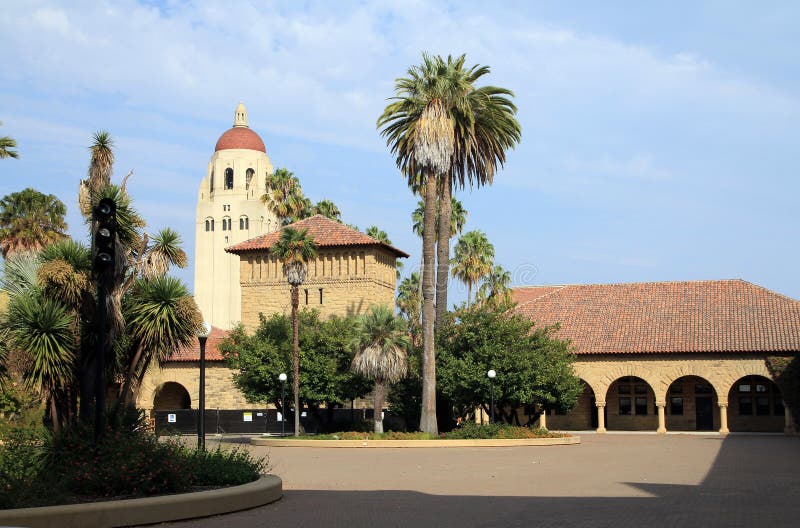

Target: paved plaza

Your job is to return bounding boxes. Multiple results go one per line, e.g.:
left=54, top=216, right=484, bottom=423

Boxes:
left=161, top=434, right=800, bottom=527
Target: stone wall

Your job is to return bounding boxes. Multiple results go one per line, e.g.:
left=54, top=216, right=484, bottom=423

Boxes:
left=136, top=361, right=252, bottom=411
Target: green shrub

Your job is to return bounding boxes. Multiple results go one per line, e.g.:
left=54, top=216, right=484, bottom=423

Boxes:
left=186, top=446, right=267, bottom=487
left=443, top=423, right=560, bottom=439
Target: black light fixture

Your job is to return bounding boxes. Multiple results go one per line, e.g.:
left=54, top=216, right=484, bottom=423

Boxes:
left=197, top=321, right=212, bottom=450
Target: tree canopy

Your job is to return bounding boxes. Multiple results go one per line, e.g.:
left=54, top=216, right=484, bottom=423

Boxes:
left=436, top=302, right=583, bottom=423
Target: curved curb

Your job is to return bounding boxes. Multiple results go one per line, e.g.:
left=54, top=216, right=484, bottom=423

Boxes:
left=251, top=436, right=580, bottom=448
left=0, top=474, right=282, bottom=528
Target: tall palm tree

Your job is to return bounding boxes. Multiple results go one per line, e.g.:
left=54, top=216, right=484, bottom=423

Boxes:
left=476, top=265, right=512, bottom=307
left=451, top=230, right=495, bottom=306
left=350, top=305, right=410, bottom=433
left=78, top=131, right=114, bottom=218
left=396, top=272, right=422, bottom=346
left=0, top=122, right=19, bottom=159
left=0, top=188, right=68, bottom=258
left=378, top=54, right=463, bottom=434
left=270, top=227, right=317, bottom=436
left=313, top=199, right=342, bottom=222
left=261, top=168, right=307, bottom=225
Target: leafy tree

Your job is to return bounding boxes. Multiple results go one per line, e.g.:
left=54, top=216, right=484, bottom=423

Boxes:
left=0, top=121, right=18, bottom=159
left=221, top=311, right=372, bottom=431
left=451, top=230, right=494, bottom=306
left=270, top=227, right=317, bottom=435
left=350, top=305, right=410, bottom=433
left=313, top=199, right=342, bottom=222
left=437, top=303, right=583, bottom=424
left=0, top=188, right=67, bottom=258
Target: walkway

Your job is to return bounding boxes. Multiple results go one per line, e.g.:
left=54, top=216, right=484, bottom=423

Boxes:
left=158, top=434, right=800, bottom=527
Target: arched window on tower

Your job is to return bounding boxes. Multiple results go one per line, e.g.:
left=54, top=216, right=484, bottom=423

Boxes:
left=205, top=219, right=210, bottom=232
left=210, top=219, right=215, bottom=231
left=222, top=216, right=231, bottom=231
left=225, top=168, right=234, bottom=190
left=209, top=170, right=215, bottom=192
left=240, top=216, right=249, bottom=230
left=245, top=168, right=254, bottom=190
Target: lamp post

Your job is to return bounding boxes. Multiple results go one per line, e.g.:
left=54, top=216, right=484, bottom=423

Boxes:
left=278, top=372, right=287, bottom=437
left=487, top=369, right=496, bottom=424
left=197, top=321, right=212, bottom=450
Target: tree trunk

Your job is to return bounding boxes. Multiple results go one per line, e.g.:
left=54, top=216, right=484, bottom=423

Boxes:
left=419, top=171, right=438, bottom=435
left=373, top=381, right=385, bottom=434
left=291, top=285, right=302, bottom=436
left=435, top=174, right=452, bottom=327
left=467, top=283, right=472, bottom=308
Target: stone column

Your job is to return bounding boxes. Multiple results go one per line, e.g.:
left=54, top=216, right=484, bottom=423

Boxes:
left=718, top=403, right=729, bottom=434
left=784, top=402, right=795, bottom=435
left=539, top=410, right=547, bottom=430
left=656, top=403, right=667, bottom=434
left=596, top=402, right=606, bottom=433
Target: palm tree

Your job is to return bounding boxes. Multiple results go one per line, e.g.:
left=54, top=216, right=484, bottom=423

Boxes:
left=451, top=230, right=495, bottom=306
left=350, top=305, right=410, bottom=433
left=396, top=272, right=422, bottom=346
left=3, top=292, right=76, bottom=433
left=78, top=131, right=114, bottom=218
left=270, top=227, right=318, bottom=436
left=0, top=188, right=68, bottom=258
left=261, top=168, right=307, bottom=224
left=118, top=276, right=202, bottom=405
left=142, top=228, right=188, bottom=279
left=0, top=122, right=19, bottom=159
left=313, top=199, right=342, bottom=222
left=476, top=265, right=512, bottom=307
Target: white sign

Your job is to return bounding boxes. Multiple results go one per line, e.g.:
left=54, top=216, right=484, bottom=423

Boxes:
left=167, top=413, right=176, bottom=423
left=277, top=412, right=283, bottom=421
left=256, top=412, right=264, bottom=417
left=243, top=412, right=253, bottom=422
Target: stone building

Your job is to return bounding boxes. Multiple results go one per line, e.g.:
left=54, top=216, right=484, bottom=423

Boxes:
left=512, top=280, right=799, bottom=434
left=193, top=103, right=279, bottom=330
left=226, top=214, right=409, bottom=331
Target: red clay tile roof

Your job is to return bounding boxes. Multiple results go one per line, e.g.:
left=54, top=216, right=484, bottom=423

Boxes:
left=225, top=215, right=410, bottom=257
left=215, top=127, right=266, bottom=152
left=512, top=280, right=800, bottom=355
left=165, top=326, right=228, bottom=362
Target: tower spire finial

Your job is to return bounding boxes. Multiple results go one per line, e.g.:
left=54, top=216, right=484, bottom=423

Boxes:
left=234, top=102, right=248, bottom=127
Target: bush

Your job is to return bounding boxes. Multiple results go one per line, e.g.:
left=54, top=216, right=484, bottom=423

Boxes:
left=443, top=423, right=558, bottom=439
left=186, top=446, right=267, bottom=487
left=0, top=426, right=58, bottom=508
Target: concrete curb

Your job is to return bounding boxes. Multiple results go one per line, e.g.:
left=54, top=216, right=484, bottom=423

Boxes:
left=251, top=436, right=580, bottom=448
left=0, top=474, right=282, bottom=528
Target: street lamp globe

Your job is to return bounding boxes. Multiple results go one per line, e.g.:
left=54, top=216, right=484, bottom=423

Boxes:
left=278, top=373, right=288, bottom=382
left=198, top=321, right=212, bottom=338
left=487, top=369, right=496, bottom=379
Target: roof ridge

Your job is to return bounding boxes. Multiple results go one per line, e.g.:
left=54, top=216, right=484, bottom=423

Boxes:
left=515, top=285, right=566, bottom=310
left=513, top=278, right=746, bottom=289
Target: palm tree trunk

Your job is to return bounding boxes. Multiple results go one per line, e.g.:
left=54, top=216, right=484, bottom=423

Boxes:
left=435, top=174, right=452, bottom=327
left=419, top=171, right=438, bottom=435
left=373, top=381, right=385, bottom=434
left=467, top=283, right=472, bottom=308
left=292, top=285, right=301, bottom=436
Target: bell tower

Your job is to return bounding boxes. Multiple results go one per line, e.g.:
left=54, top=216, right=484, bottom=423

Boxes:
left=194, top=103, right=279, bottom=329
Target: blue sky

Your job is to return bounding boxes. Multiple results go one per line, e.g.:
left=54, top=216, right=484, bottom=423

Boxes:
left=1, top=1, right=798, bottom=303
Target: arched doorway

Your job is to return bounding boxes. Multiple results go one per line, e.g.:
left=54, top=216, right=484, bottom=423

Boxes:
left=666, top=376, right=718, bottom=431
left=153, top=382, right=191, bottom=410
left=728, top=376, right=784, bottom=432
left=605, top=376, right=657, bottom=431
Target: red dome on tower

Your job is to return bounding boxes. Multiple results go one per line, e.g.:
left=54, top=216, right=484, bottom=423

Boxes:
left=214, top=127, right=266, bottom=153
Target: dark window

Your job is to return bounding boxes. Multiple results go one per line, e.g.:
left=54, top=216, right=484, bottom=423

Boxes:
left=222, top=218, right=228, bottom=231
left=225, top=168, right=233, bottom=189
left=246, top=168, right=254, bottom=190
left=634, top=384, right=647, bottom=395
left=635, top=397, right=648, bottom=415
left=205, top=220, right=210, bottom=232
left=210, top=219, right=214, bottom=231
left=240, top=218, right=244, bottom=230
left=319, top=288, right=323, bottom=304
left=739, top=396, right=753, bottom=415
left=240, top=217, right=248, bottom=230
left=695, top=383, right=713, bottom=394
left=618, top=384, right=631, bottom=395
left=670, top=383, right=683, bottom=394
left=619, top=397, right=631, bottom=416
left=670, top=397, right=684, bottom=415
left=304, top=288, right=308, bottom=305
left=756, top=396, right=770, bottom=416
